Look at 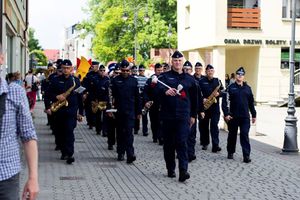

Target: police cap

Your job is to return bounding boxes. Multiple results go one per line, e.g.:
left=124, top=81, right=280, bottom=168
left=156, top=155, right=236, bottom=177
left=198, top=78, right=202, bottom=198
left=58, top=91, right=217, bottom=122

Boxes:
left=236, top=66, right=245, bottom=75
left=62, top=59, right=72, bottom=67
left=195, top=62, right=203, bottom=68
left=92, top=61, right=100, bottom=66
left=99, top=64, right=105, bottom=69
left=120, top=59, right=130, bottom=68
left=171, top=50, right=183, bottom=58
left=206, top=64, right=214, bottom=70
left=183, top=61, right=192, bottom=68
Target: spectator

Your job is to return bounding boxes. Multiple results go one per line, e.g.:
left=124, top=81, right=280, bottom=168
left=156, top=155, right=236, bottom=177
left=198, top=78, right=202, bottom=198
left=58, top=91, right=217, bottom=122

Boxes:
left=0, top=44, right=39, bottom=199
left=24, top=69, right=39, bottom=112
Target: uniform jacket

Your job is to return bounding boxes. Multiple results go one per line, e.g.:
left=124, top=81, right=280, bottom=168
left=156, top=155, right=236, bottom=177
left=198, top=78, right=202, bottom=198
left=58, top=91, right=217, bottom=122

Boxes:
left=222, top=82, right=256, bottom=118
left=111, top=75, right=142, bottom=119
left=48, top=75, right=83, bottom=116
left=158, top=69, right=198, bottom=120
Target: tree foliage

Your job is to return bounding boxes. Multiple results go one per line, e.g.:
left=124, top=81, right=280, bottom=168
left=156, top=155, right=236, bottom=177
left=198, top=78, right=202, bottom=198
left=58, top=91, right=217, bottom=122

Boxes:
left=30, top=50, right=47, bottom=66
left=28, top=28, right=42, bottom=52
left=78, top=0, right=177, bottom=64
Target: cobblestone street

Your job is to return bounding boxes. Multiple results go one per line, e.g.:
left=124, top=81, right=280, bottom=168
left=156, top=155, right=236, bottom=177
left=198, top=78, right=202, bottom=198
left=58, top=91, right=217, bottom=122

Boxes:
left=21, top=102, right=300, bottom=200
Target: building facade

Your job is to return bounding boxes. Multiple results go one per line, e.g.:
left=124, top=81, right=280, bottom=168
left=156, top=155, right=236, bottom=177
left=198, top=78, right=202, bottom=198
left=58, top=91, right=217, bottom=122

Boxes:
left=178, top=0, right=300, bottom=103
left=61, top=24, right=94, bottom=67
left=1, top=0, right=29, bottom=77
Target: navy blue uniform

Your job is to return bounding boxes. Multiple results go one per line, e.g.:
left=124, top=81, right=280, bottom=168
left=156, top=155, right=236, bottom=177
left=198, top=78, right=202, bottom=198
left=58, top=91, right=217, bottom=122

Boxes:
left=82, top=71, right=98, bottom=128
left=199, top=77, right=223, bottom=150
left=158, top=69, right=197, bottom=173
left=88, top=73, right=110, bottom=135
left=48, top=75, right=83, bottom=158
left=111, top=75, right=142, bottom=159
left=143, top=75, right=162, bottom=143
left=187, top=74, right=205, bottom=159
left=222, top=82, right=256, bottom=158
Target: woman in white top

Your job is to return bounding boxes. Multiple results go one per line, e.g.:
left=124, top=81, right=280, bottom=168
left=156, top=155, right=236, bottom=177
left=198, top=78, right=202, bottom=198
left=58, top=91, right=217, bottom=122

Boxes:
left=24, top=69, right=39, bottom=112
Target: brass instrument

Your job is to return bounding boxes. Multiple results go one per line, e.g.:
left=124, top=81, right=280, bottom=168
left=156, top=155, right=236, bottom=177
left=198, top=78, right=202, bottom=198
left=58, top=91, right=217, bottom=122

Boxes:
left=91, top=100, right=107, bottom=113
left=50, top=78, right=76, bottom=112
left=204, top=82, right=221, bottom=110
left=142, top=101, right=153, bottom=115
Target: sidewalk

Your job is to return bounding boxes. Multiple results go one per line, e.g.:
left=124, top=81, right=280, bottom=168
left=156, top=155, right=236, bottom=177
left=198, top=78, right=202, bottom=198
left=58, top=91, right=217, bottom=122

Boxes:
left=20, top=102, right=300, bottom=200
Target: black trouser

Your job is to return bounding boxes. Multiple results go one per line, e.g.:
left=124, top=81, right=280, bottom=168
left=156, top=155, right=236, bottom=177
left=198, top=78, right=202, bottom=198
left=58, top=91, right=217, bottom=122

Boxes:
left=107, top=115, right=117, bottom=146
left=199, top=111, right=220, bottom=148
left=162, top=119, right=189, bottom=172
left=84, top=101, right=95, bottom=126
left=227, top=117, right=251, bottom=157
left=149, top=107, right=162, bottom=141
left=0, top=173, right=19, bottom=200
left=134, top=114, right=148, bottom=134
left=54, top=113, right=77, bottom=157
left=116, top=114, right=135, bottom=157
left=95, top=110, right=104, bottom=134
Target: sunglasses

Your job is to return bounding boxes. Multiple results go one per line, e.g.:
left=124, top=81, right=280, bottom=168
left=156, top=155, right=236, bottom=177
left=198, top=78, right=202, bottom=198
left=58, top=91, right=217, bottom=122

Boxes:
left=121, top=69, right=130, bottom=72
left=99, top=69, right=105, bottom=72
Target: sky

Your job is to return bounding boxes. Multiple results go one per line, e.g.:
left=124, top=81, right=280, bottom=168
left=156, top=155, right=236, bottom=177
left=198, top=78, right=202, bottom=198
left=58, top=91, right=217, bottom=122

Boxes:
left=29, top=0, right=88, bottom=49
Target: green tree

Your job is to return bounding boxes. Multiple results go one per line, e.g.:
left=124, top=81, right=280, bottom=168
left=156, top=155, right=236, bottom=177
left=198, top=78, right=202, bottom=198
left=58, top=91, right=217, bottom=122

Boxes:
left=28, top=28, right=42, bottom=52
left=78, top=0, right=177, bottom=64
left=30, top=50, right=47, bottom=66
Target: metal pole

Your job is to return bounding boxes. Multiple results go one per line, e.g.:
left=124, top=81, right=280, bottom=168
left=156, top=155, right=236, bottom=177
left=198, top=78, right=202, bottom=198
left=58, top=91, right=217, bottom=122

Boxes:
left=282, top=0, right=299, bottom=154
left=134, top=9, right=137, bottom=62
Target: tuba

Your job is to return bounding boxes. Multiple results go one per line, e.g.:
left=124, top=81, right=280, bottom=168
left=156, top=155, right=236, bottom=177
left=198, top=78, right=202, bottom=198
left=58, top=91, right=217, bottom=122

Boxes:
left=91, top=100, right=107, bottom=113
left=50, top=78, right=76, bottom=112
left=203, top=82, right=221, bottom=110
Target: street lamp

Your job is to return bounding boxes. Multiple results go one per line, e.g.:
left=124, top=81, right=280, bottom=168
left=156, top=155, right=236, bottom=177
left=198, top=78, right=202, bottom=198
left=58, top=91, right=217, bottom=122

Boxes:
left=122, top=1, right=150, bottom=62
left=167, top=23, right=172, bottom=64
left=282, top=0, right=299, bottom=154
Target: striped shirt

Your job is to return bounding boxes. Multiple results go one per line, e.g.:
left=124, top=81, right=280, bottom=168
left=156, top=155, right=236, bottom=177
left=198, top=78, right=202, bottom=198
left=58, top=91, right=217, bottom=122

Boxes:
left=0, top=78, right=37, bottom=181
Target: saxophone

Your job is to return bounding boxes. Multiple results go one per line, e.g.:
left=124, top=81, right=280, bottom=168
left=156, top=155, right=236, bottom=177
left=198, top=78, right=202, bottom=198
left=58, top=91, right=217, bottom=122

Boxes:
left=91, top=100, right=107, bottom=113
left=50, top=78, right=76, bottom=112
left=203, top=82, right=221, bottom=110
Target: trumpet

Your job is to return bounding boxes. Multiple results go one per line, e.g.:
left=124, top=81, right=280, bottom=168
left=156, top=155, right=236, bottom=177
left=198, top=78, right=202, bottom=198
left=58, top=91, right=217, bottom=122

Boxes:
left=91, top=100, right=107, bottom=113
left=151, top=75, right=183, bottom=95
left=142, top=101, right=153, bottom=115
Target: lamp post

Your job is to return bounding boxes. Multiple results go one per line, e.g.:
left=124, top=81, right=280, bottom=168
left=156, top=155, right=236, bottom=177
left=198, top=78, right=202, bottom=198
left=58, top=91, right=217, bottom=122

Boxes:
left=167, top=23, right=172, bottom=64
left=122, top=1, right=149, bottom=62
left=282, top=0, right=299, bottom=154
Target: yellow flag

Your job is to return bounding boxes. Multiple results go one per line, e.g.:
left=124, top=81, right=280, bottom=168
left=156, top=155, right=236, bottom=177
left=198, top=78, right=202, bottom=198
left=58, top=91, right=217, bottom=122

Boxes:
left=76, top=56, right=90, bottom=81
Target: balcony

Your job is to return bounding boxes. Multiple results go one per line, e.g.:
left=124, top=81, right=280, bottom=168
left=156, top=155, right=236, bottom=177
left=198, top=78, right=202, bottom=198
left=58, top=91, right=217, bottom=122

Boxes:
left=228, top=8, right=261, bottom=29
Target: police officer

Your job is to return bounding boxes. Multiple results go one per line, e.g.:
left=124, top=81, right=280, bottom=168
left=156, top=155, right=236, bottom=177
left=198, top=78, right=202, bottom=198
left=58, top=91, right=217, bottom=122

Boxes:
left=106, top=63, right=121, bottom=150
left=82, top=61, right=100, bottom=129
left=134, top=65, right=149, bottom=136
left=222, top=67, right=256, bottom=163
left=46, top=59, right=83, bottom=164
left=199, top=64, right=224, bottom=152
left=183, top=61, right=193, bottom=75
left=89, top=64, right=110, bottom=135
left=143, top=63, right=164, bottom=144
left=109, top=60, right=142, bottom=163
left=187, top=62, right=205, bottom=162
left=158, top=51, right=197, bottom=182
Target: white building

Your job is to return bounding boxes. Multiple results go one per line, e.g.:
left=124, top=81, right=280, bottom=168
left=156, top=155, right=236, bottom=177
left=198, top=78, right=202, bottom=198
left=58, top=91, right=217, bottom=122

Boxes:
left=178, top=0, right=300, bottom=103
left=61, top=24, right=94, bottom=67
left=1, top=0, right=29, bottom=77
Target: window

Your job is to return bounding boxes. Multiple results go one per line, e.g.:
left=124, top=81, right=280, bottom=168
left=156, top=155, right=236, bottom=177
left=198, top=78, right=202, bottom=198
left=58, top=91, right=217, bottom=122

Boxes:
left=282, top=0, right=300, bottom=18
left=185, top=5, right=190, bottom=29
left=154, top=49, right=160, bottom=56
left=281, top=48, right=300, bottom=70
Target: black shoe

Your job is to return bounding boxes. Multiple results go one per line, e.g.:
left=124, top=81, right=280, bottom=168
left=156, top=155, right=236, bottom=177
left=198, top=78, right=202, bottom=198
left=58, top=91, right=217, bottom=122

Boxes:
left=55, top=146, right=60, bottom=151
left=117, top=154, right=124, bottom=161
left=167, top=171, right=176, bottom=178
left=89, top=125, right=93, bottom=130
left=202, top=145, right=208, bottom=150
left=179, top=171, right=190, bottom=182
left=158, top=140, right=164, bottom=146
left=96, top=131, right=101, bottom=135
left=60, top=155, right=67, bottom=160
left=212, top=146, right=222, bottom=153
left=227, top=153, right=234, bottom=159
left=134, top=131, right=138, bottom=135
left=108, top=145, right=114, bottom=150
left=66, top=156, right=75, bottom=164
left=46, top=123, right=50, bottom=126
left=143, top=133, right=148, bottom=136
left=188, top=155, right=196, bottom=162
left=127, top=155, right=136, bottom=164
left=153, top=139, right=158, bottom=143
left=102, top=133, right=107, bottom=137
left=243, top=156, right=251, bottom=163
